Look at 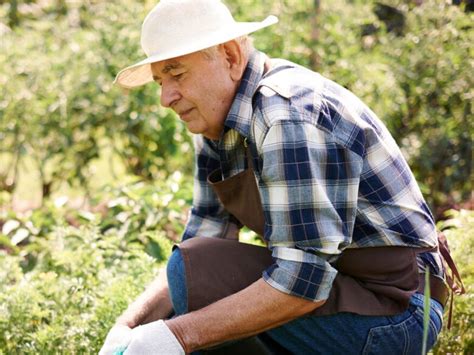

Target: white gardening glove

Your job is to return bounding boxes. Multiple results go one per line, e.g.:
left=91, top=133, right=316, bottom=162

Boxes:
left=124, top=320, right=185, bottom=355
left=99, top=324, right=133, bottom=355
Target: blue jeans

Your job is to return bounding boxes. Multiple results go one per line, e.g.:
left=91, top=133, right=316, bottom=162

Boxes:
left=167, top=249, right=443, bottom=354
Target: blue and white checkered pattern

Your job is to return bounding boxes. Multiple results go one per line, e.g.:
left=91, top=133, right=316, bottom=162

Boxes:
left=181, top=51, right=443, bottom=302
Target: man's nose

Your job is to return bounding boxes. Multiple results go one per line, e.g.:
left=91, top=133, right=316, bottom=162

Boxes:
left=160, top=82, right=180, bottom=108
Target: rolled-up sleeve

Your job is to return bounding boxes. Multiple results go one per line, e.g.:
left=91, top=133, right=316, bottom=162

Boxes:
left=259, top=120, right=364, bottom=301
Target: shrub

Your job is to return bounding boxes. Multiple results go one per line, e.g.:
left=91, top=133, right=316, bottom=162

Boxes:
left=0, top=206, right=471, bottom=353
left=0, top=225, right=167, bottom=353
left=380, top=3, right=473, bottom=211
left=0, top=0, right=193, bottom=201
left=1, top=176, right=192, bottom=272
left=434, top=209, right=474, bottom=354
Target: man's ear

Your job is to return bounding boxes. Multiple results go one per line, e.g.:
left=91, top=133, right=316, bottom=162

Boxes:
left=222, top=40, right=246, bottom=81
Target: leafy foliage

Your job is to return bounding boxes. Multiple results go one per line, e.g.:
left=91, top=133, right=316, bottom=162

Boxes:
left=0, top=173, right=191, bottom=264
left=1, top=206, right=472, bottom=353
left=0, top=0, right=472, bottom=353
left=0, top=175, right=187, bottom=353
left=380, top=3, right=473, bottom=209
left=0, top=0, right=193, bottom=201
left=1, top=0, right=472, bottom=210
left=97, top=172, right=192, bottom=255
left=0, top=225, right=161, bottom=354
left=434, top=210, right=474, bottom=354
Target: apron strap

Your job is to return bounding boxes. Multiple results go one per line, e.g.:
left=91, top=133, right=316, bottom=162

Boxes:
left=438, top=232, right=465, bottom=295
left=243, top=137, right=254, bottom=171
left=437, top=231, right=466, bottom=329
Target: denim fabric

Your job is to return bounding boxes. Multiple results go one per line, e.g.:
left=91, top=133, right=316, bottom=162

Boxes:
left=166, top=249, right=188, bottom=316
left=265, top=292, right=443, bottom=355
left=166, top=249, right=443, bottom=354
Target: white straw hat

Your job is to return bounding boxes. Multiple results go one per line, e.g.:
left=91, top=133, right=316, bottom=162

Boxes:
left=114, top=0, right=278, bottom=89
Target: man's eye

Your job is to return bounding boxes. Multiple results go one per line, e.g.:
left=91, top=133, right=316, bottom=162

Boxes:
left=173, top=72, right=185, bottom=80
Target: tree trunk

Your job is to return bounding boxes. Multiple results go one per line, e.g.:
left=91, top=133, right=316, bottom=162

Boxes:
left=8, top=0, right=19, bottom=28
left=309, top=0, right=321, bottom=71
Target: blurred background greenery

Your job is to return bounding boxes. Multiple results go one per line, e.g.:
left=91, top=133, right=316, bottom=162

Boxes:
left=0, top=0, right=472, bottom=353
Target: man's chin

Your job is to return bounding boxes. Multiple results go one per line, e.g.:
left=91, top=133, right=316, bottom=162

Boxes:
left=185, top=124, right=203, bottom=136
left=185, top=123, right=220, bottom=140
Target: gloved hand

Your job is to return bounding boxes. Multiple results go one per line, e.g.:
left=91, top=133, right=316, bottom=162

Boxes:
left=99, top=324, right=133, bottom=355
left=124, top=320, right=185, bottom=355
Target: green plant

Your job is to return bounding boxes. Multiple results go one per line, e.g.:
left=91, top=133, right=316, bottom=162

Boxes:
left=0, top=173, right=192, bottom=266
left=0, top=0, right=193, bottom=203
left=0, top=225, right=164, bottom=353
left=378, top=2, right=473, bottom=211
left=0, top=2, right=472, bottom=352
left=434, top=209, right=474, bottom=354
left=97, top=173, right=193, bottom=258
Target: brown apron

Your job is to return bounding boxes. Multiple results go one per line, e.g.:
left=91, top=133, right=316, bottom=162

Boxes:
left=176, top=143, right=462, bottom=319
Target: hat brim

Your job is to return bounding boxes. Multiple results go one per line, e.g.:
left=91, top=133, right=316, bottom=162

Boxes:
left=114, top=15, right=278, bottom=89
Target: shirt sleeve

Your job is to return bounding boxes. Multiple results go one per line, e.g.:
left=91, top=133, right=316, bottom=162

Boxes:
left=181, top=135, right=238, bottom=241
left=258, top=119, right=364, bottom=302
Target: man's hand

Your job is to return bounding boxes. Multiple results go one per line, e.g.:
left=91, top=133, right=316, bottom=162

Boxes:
left=115, top=267, right=173, bottom=328
left=124, top=320, right=185, bottom=355
left=99, top=324, right=133, bottom=355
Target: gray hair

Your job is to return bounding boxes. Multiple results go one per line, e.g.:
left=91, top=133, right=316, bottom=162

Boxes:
left=200, top=35, right=254, bottom=61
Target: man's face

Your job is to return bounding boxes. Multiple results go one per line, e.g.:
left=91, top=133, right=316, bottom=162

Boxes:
left=151, top=48, right=239, bottom=140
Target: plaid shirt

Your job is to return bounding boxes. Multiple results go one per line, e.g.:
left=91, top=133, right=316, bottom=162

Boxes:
left=181, top=50, right=443, bottom=302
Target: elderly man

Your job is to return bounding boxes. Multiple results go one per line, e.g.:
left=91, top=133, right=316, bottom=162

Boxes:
left=100, top=0, right=458, bottom=354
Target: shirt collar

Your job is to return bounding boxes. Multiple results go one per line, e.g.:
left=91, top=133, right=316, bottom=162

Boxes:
left=221, top=50, right=267, bottom=139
